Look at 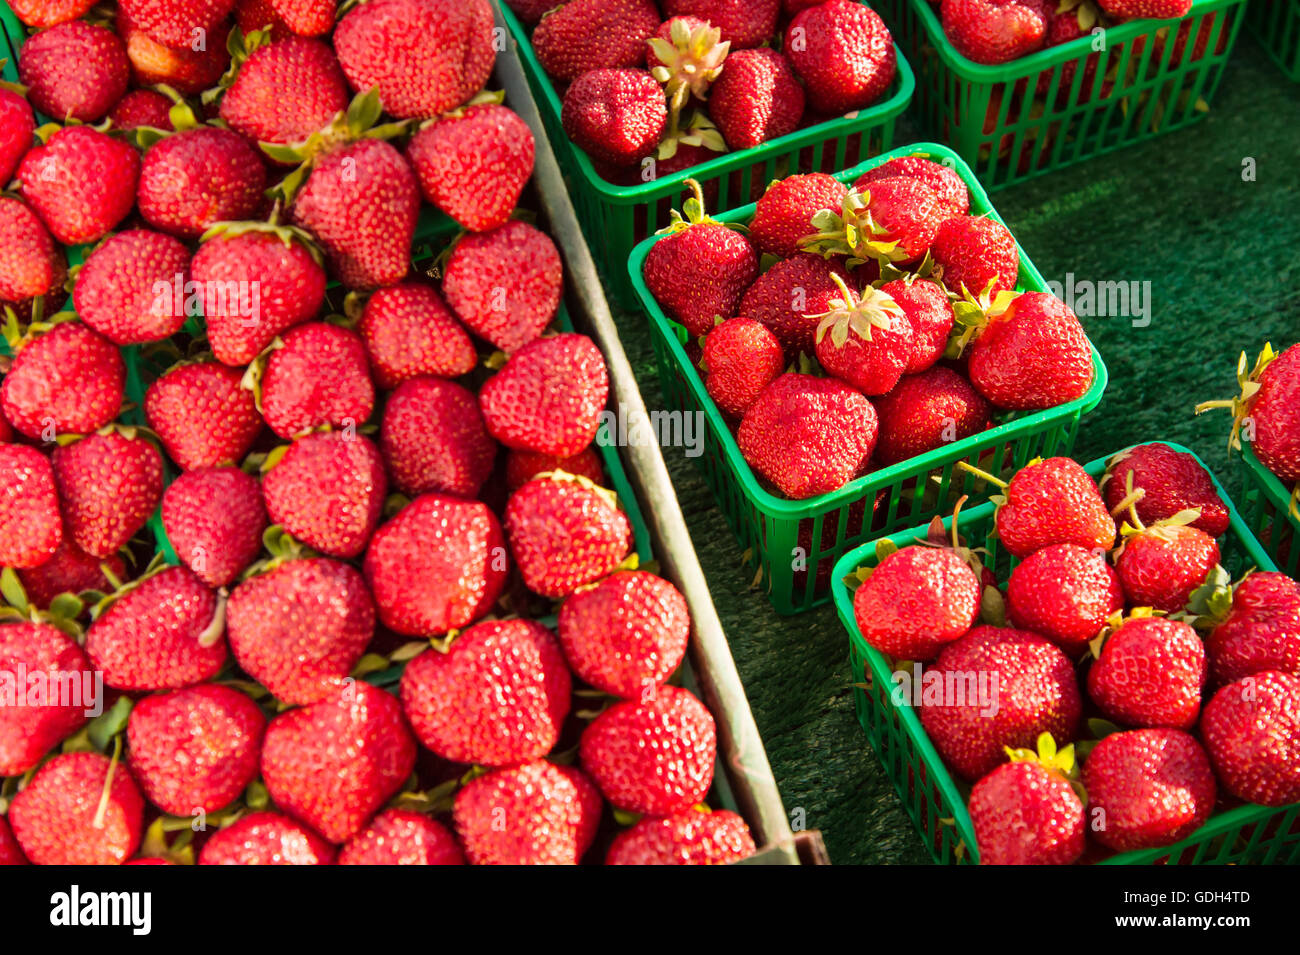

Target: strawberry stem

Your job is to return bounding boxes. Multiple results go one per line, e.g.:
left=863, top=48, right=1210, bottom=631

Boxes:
left=955, top=460, right=1008, bottom=490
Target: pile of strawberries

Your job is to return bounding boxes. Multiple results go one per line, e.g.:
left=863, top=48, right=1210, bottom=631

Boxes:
left=850, top=443, right=1300, bottom=864
left=642, top=154, right=1094, bottom=500
left=0, top=0, right=755, bottom=866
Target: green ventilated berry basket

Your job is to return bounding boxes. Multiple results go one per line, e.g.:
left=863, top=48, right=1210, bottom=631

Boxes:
left=873, top=0, right=1248, bottom=190
left=0, top=3, right=21, bottom=71
left=1236, top=441, right=1299, bottom=578
left=498, top=0, right=916, bottom=310
left=628, top=141, right=1108, bottom=616
left=831, top=442, right=1300, bottom=865
left=1247, top=0, right=1300, bottom=79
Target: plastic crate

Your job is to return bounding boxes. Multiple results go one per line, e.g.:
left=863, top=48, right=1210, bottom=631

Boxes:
left=1237, top=441, right=1299, bottom=578
left=499, top=0, right=915, bottom=310
left=628, top=141, right=1108, bottom=615
left=1247, top=0, right=1300, bottom=79
left=874, top=0, right=1247, bottom=190
left=830, top=442, right=1300, bottom=865
left=0, top=3, right=22, bottom=74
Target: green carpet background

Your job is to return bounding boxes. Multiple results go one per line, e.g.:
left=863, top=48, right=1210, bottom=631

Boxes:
left=609, top=35, right=1300, bottom=865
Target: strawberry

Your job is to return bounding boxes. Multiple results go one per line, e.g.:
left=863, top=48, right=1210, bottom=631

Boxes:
left=662, top=0, right=778, bottom=48
left=333, top=0, right=495, bottom=119
left=119, top=0, right=237, bottom=48
left=607, top=808, right=757, bottom=865
left=107, top=89, right=175, bottom=131
left=18, top=21, right=129, bottom=123
left=990, top=456, right=1116, bottom=559
left=198, top=811, right=334, bottom=864
left=920, top=625, right=1082, bottom=780
left=1082, top=728, right=1215, bottom=851
left=812, top=275, right=914, bottom=396
left=0, top=198, right=64, bottom=306
left=1205, top=572, right=1300, bottom=686
left=1037, top=6, right=1110, bottom=106
left=453, top=759, right=602, bottom=865
left=73, top=229, right=191, bottom=345
left=219, top=36, right=349, bottom=149
left=262, top=431, right=387, bottom=559
left=504, top=0, right=562, bottom=24
left=831, top=177, right=951, bottom=265
left=260, top=322, right=374, bottom=439
left=161, top=466, right=268, bottom=587
left=363, top=493, right=507, bottom=637
left=237, top=0, right=335, bottom=37
left=941, top=0, right=1048, bottom=64
left=968, top=739, right=1084, bottom=865
left=358, top=283, right=477, bottom=388
left=700, top=317, right=784, bottom=419
left=738, top=253, right=854, bottom=354
left=291, top=139, right=419, bottom=290
left=401, top=618, right=571, bottom=765
left=534, top=0, right=660, bottom=80
left=145, top=361, right=264, bottom=470
left=507, top=448, right=606, bottom=491
left=1201, top=670, right=1300, bottom=806
left=580, top=684, right=715, bottom=815
left=558, top=570, right=690, bottom=699
left=1114, top=519, right=1220, bottom=613
left=442, top=221, right=562, bottom=354
left=1006, top=544, right=1122, bottom=656
left=857, top=155, right=971, bottom=215
left=783, top=0, right=897, bottom=113
left=261, top=681, right=416, bottom=843
left=17, top=125, right=140, bottom=245
left=0, top=622, right=90, bottom=775
left=561, top=68, right=667, bottom=167
left=964, top=291, right=1094, bottom=410
left=138, top=126, right=268, bottom=240
left=930, top=214, right=1019, bottom=296
left=0, top=89, right=36, bottom=185
left=750, top=173, right=847, bottom=259
left=338, top=810, right=465, bottom=865
left=0, top=444, right=63, bottom=569
left=1098, top=0, right=1190, bottom=16
left=52, top=431, right=164, bottom=559
left=873, top=366, right=991, bottom=466
left=407, top=104, right=535, bottom=233
left=8, top=751, right=144, bottom=865
left=505, top=474, right=633, bottom=598
left=709, top=47, right=804, bottom=149
left=0, top=816, right=25, bottom=865
left=1101, top=443, right=1230, bottom=539
left=853, top=545, right=982, bottom=661
left=646, top=16, right=729, bottom=111
left=127, top=683, right=266, bottom=815
left=1, top=323, right=125, bottom=440
left=479, top=333, right=609, bottom=458
left=117, top=8, right=232, bottom=94
left=381, top=377, right=496, bottom=499
left=17, top=538, right=123, bottom=608
left=8, top=0, right=96, bottom=27
left=738, top=373, right=878, bottom=500
left=1088, top=616, right=1207, bottom=729
left=1202, top=344, right=1300, bottom=484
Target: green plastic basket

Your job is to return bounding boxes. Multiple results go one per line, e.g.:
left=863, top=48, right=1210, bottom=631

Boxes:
left=874, top=0, right=1248, bottom=190
left=1237, top=441, right=1299, bottom=578
left=831, top=442, right=1300, bottom=865
left=0, top=3, right=23, bottom=72
left=499, top=0, right=915, bottom=309
left=628, top=141, right=1108, bottom=616
left=1247, top=0, right=1300, bottom=79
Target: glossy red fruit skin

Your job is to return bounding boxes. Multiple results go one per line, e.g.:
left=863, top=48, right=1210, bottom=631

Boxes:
left=701, top=317, right=785, bottom=419
left=358, top=283, right=477, bottom=388
left=784, top=0, right=896, bottom=112
left=942, top=0, right=1048, bottom=64
left=138, top=127, right=268, bottom=240
left=644, top=225, right=759, bottom=339
left=580, top=685, right=716, bottom=815
left=127, top=683, right=266, bottom=816
left=17, top=126, right=140, bottom=245
left=1201, top=671, right=1300, bottom=806
left=1, top=323, right=125, bottom=440
left=162, top=467, right=267, bottom=588
left=18, top=21, right=129, bottom=123
left=0, top=202, right=65, bottom=315
left=873, top=366, right=990, bottom=466
left=0, top=444, right=63, bottom=569
left=853, top=546, right=981, bottom=660
left=338, top=810, right=465, bottom=865
left=968, top=761, right=1084, bottom=865
left=0, top=623, right=91, bottom=776
left=709, top=47, right=805, bottom=149
left=750, top=173, right=848, bottom=259
left=1205, top=573, right=1300, bottom=686
left=1099, top=0, right=1191, bottom=17
left=73, top=230, right=192, bottom=345
left=119, top=0, right=237, bottom=48
left=533, top=0, right=661, bottom=80
left=506, top=447, right=605, bottom=491
left=814, top=297, right=914, bottom=396
left=970, top=292, right=1094, bottom=410
left=1247, top=343, right=1300, bottom=483
left=117, top=8, right=232, bottom=94
left=198, top=811, right=335, bottom=864
left=145, top=362, right=263, bottom=471
left=930, top=215, right=1019, bottom=297
left=219, top=36, right=348, bottom=147
left=381, top=377, right=495, bottom=499
left=9, top=0, right=98, bottom=27
left=1115, top=524, right=1219, bottom=613
left=9, top=751, right=145, bottom=865
left=237, top=0, right=336, bottom=37
left=1087, top=617, right=1207, bottom=730
left=996, top=457, right=1116, bottom=559
left=738, top=253, right=852, bottom=354
left=857, top=156, right=971, bottom=215
left=880, top=278, right=955, bottom=374
left=561, top=67, right=667, bottom=167
left=261, top=323, right=374, bottom=439
left=663, top=0, right=778, bottom=47
left=52, top=431, right=164, bottom=559
left=607, top=808, right=757, bottom=865
left=1006, top=543, right=1122, bottom=656
left=1102, top=443, right=1230, bottom=538
left=17, top=538, right=122, bottom=608
left=1082, top=728, right=1216, bottom=851
left=0, top=815, right=26, bottom=865
left=856, top=176, right=949, bottom=263
left=107, top=89, right=174, bottom=130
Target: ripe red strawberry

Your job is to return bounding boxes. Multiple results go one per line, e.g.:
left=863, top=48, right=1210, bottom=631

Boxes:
left=262, top=431, right=387, bottom=558
left=73, top=229, right=191, bottom=345
left=52, top=431, right=164, bottom=559
left=0, top=198, right=64, bottom=306
left=291, top=139, right=419, bottom=290
left=812, top=276, right=914, bottom=396
left=607, top=808, right=757, bottom=865
left=333, top=0, right=494, bottom=118
left=442, top=221, right=562, bottom=354
left=227, top=557, right=375, bottom=705
left=709, top=48, right=804, bottom=149
left=1036, top=7, right=1110, bottom=106
left=161, top=466, right=267, bottom=587
left=0, top=444, right=63, bottom=569
left=8, top=0, right=97, bottom=27
left=920, top=625, right=1081, bottom=781
left=645, top=16, right=728, bottom=109
left=1101, top=443, right=1230, bottom=539
left=580, top=684, right=715, bottom=815
left=857, top=155, right=971, bottom=215
left=363, top=493, right=507, bottom=636
left=853, top=545, right=981, bottom=661
left=534, top=0, right=660, bottom=80
left=700, top=317, right=784, bottom=419
left=504, top=0, right=561, bottom=24
left=358, top=283, right=477, bottom=388
left=783, top=0, right=897, bottom=113
left=237, top=0, right=335, bottom=37
left=479, top=333, right=609, bottom=458
left=663, top=0, right=778, bottom=47
left=198, top=811, right=334, bottom=864
left=107, top=89, right=174, bottom=131
left=968, top=751, right=1084, bottom=865
left=0, top=89, right=36, bottom=186
left=401, top=618, right=571, bottom=765
left=119, top=0, right=237, bottom=48
left=261, top=681, right=416, bottom=843
left=561, top=68, right=667, bottom=167
left=558, top=570, right=689, bottom=699
left=1115, top=520, right=1220, bottom=613
left=381, top=377, right=495, bottom=499
left=338, top=810, right=465, bottom=865
left=17, top=125, right=140, bottom=245
left=454, top=759, right=602, bottom=865
left=930, top=215, right=1019, bottom=296
left=505, top=475, right=633, bottom=598
left=219, top=36, right=348, bottom=149
left=738, top=373, right=878, bottom=499
left=738, top=253, right=854, bottom=354
left=750, top=173, right=847, bottom=259
left=138, top=126, right=267, bottom=240
left=1082, top=728, right=1216, bottom=851
left=966, top=291, right=1094, bottom=410
left=1205, top=572, right=1300, bottom=686
left=17, top=538, right=123, bottom=608
left=0, top=622, right=91, bottom=775
left=408, top=104, right=534, bottom=233
left=1098, top=0, right=1190, bottom=16
left=942, top=0, right=1048, bottom=64
left=506, top=448, right=606, bottom=491
left=8, top=751, right=144, bottom=865
left=1006, top=544, right=1122, bottom=656
left=1088, top=617, right=1207, bottom=729
left=261, top=323, right=374, bottom=439
left=0, top=815, right=25, bottom=865
left=145, top=361, right=263, bottom=470
left=117, top=7, right=232, bottom=94
left=873, top=366, right=991, bottom=466
left=18, top=21, right=129, bottom=123
left=845, top=176, right=950, bottom=264
left=1211, top=344, right=1300, bottom=483
left=1201, top=670, right=1300, bottom=806
left=127, top=683, right=266, bottom=815
left=1, top=323, right=125, bottom=440
left=992, top=456, right=1116, bottom=559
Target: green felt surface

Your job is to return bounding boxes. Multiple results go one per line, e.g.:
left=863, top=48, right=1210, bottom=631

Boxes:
left=609, top=35, right=1300, bottom=865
